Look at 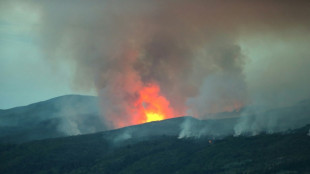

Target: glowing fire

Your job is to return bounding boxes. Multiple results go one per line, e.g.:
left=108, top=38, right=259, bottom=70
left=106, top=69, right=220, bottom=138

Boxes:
left=134, top=83, right=175, bottom=124
left=146, top=112, right=164, bottom=122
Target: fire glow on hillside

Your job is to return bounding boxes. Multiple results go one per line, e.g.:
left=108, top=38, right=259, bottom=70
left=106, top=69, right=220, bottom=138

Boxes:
left=136, top=83, right=175, bottom=123
left=111, top=82, right=177, bottom=128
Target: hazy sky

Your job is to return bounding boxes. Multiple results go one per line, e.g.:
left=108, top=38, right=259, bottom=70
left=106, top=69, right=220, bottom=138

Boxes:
left=1, top=0, right=310, bottom=112
left=0, top=2, right=94, bottom=109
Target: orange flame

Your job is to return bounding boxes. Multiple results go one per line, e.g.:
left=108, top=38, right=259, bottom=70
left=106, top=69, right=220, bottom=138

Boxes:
left=133, top=83, right=175, bottom=124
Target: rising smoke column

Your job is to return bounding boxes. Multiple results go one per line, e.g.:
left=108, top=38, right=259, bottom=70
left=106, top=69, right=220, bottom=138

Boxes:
left=12, top=0, right=310, bottom=128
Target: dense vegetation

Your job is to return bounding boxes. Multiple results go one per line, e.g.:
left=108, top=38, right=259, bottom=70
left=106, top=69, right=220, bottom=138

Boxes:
left=1, top=125, right=310, bottom=174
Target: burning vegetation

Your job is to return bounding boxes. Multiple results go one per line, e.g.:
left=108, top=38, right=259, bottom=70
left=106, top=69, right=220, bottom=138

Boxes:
left=136, top=83, right=175, bottom=123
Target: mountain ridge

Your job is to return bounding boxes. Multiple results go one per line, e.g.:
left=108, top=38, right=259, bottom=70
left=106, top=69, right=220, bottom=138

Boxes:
left=1, top=95, right=310, bottom=144
left=0, top=95, right=105, bottom=143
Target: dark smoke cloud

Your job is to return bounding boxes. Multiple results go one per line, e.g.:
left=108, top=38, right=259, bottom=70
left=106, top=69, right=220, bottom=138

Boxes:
left=4, top=1, right=310, bottom=131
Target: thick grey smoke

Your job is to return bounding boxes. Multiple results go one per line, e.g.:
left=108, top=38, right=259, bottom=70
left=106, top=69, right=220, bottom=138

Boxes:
left=3, top=1, right=310, bottom=134
left=33, top=0, right=252, bottom=127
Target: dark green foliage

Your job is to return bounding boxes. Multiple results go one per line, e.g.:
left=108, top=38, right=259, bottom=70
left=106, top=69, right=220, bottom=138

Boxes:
left=1, top=125, right=310, bottom=174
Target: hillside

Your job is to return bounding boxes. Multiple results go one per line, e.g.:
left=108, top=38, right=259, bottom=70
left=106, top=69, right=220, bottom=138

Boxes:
left=1, top=95, right=310, bottom=144
left=0, top=94, right=241, bottom=143
left=0, top=125, right=309, bottom=174
left=1, top=96, right=310, bottom=173
left=0, top=95, right=105, bottom=143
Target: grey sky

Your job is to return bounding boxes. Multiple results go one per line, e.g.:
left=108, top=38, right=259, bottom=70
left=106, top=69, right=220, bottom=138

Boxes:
left=0, top=3, right=93, bottom=109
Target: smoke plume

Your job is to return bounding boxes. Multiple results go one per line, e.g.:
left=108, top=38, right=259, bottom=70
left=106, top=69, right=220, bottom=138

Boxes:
left=4, top=1, right=310, bottom=133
